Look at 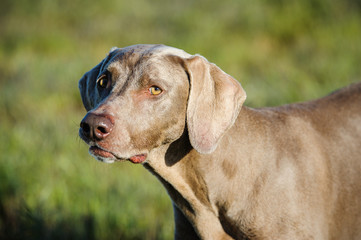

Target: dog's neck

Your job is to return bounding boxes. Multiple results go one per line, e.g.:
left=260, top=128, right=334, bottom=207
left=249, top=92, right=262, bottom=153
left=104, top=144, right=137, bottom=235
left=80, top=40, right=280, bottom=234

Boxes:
left=144, top=106, right=277, bottom=239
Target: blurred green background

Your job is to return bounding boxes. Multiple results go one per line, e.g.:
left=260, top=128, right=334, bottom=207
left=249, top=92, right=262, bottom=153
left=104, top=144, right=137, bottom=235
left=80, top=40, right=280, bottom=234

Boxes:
left=0, top=0, right=360, bottom=239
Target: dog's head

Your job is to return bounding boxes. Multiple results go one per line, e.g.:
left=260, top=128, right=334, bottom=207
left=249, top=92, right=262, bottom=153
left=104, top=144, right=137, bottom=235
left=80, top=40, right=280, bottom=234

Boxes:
left=78, top=44, right=246, bottom=164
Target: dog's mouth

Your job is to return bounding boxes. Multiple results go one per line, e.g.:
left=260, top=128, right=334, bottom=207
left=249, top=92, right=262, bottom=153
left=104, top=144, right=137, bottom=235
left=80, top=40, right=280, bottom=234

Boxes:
left=89, top=146, right=147, bottom=164
left=89, top=146, right=117, bottom=160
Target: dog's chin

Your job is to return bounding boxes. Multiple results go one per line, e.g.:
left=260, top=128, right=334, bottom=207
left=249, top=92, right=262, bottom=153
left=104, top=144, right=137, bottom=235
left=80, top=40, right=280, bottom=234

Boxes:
left=88, top=146, right=147, bottom=164
left=92, top=155, right=117, bottom=164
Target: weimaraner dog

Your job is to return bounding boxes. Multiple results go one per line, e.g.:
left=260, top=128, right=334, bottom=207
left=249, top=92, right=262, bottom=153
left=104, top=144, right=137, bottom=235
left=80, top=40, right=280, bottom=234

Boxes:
left=78, top=44, right=361, bottom=239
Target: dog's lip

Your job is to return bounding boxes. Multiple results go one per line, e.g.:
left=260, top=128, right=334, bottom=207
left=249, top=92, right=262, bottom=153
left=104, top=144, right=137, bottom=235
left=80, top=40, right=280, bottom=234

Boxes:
left=89, top=146, right=117, bottom=160
left=89, top=146, right=147, bottom=164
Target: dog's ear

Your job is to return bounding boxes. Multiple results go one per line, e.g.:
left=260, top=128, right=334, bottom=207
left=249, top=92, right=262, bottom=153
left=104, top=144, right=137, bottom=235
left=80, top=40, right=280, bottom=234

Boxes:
left=109, top=47, right=119, bottom=54
left=78, top=61, right=103, bottom=111
left=185, top=55, right=247, bottom=154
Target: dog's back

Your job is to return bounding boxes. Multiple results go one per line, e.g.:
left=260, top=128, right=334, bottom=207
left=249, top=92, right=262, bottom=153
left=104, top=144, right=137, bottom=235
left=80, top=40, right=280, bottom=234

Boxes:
left=314, top=83, right=361, bottom=239
left=279, top=82, right=361, bottom=239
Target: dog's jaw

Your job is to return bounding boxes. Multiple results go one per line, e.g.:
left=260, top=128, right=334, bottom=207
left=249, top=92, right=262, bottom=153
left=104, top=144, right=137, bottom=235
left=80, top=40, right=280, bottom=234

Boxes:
left=89, top=145, right=147, bottom=164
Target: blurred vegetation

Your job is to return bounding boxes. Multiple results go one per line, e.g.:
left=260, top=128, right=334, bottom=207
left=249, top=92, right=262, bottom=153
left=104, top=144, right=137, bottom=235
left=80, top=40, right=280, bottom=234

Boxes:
left=0, top=0, right=360, bottom=239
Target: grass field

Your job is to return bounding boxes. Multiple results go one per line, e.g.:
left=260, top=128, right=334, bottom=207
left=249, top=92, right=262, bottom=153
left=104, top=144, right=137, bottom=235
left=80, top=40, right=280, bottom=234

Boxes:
left=1, top=0, right=360, bottom=239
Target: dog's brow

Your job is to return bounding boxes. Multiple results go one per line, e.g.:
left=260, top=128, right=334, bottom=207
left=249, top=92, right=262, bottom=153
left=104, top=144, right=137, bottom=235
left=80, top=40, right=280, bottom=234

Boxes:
left=138, top=73, right=151, bottom=87
left=107, top=65, right=121, bottom=81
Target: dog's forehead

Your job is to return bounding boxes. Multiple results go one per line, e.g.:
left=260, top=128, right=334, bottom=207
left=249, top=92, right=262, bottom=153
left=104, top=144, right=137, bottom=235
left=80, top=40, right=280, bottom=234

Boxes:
left=106, top=44, right=191, bottom=70
left=101, top=45, right=191, bottom=87
left=120, top=44, right=191, bottom=58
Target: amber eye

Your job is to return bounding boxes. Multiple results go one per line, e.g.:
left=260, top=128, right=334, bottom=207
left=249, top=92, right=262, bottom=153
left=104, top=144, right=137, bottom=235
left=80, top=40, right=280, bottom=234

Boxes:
left=97, top=77, right=108, bottom=88
left=149, top=86, right=162, bottom=95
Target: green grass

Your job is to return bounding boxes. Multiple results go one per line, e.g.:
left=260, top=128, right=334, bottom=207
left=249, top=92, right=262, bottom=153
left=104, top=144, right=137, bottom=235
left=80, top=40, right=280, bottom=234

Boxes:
left=0, top=0, right=360, bottom=239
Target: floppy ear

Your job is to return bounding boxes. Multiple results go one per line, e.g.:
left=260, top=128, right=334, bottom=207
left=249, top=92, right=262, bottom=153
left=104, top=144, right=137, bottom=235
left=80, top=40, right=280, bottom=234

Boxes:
left=185, top=55, right=247, bottom=154
left=78, top=61, right=103, bottom=111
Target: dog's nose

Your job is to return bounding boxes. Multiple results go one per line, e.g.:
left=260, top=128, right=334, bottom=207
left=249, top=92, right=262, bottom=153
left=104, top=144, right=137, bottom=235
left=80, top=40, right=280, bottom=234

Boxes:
left=80, top=113, right=114, bottom=141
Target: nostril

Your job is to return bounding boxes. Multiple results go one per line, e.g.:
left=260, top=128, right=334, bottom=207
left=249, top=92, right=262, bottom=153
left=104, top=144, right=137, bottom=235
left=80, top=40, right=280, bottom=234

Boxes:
left=94, top=121, right=112, bottom=139
left=96, top=126, right=109, bottom=135
left=80, top=121, right=90, bottom=134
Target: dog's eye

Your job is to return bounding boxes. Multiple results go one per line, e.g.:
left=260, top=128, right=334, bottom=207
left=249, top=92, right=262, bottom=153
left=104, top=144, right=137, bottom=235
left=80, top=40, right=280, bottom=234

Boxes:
left=149, top=86, right=162, bottom=95
left=97, top=77, right=108, bottom=89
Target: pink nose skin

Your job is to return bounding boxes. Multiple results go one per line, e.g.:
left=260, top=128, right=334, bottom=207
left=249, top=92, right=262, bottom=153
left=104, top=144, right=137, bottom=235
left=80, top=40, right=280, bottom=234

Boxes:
left=80, top=113, right=114, bottom=141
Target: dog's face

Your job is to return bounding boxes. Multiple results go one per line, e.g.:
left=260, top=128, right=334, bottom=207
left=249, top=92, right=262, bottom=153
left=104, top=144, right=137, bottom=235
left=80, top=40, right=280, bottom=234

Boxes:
left=79, top=44, right=246, bottom=164
left=78, top=45, right=192, bottom=163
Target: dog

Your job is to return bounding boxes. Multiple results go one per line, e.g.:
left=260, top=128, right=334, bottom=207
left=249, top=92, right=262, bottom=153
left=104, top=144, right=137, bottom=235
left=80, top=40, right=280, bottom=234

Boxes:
left=78, top=44, right=361, bottom=239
